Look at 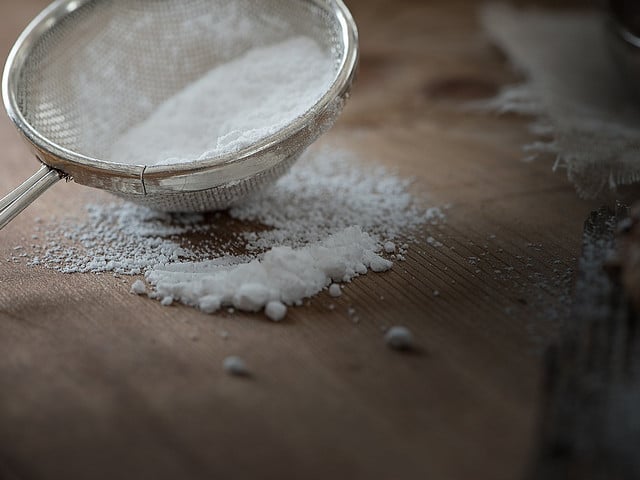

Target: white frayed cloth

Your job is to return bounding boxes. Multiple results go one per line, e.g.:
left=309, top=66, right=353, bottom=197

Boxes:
left=480, top=4, right=640, bottom=197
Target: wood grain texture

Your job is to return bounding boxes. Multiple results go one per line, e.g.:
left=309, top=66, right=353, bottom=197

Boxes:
left=0, top=1, right=625, bottom=479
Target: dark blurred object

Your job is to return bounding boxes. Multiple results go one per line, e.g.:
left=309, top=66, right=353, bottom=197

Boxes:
left=606, top=0, right=640, bottom=95
left=531, top=204, right=640, bottom=480
left=607, top=0, right=640, bottom=36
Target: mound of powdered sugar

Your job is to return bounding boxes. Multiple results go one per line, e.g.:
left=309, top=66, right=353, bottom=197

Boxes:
left=147, top=226, right=392, bottom=314
left=26, top=147, right=443, bottom=317
left=108, top=36, right=333, bottom=166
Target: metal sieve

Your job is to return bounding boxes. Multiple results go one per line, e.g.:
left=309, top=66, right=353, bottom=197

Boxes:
left=0, top=0, right=358, bottom=230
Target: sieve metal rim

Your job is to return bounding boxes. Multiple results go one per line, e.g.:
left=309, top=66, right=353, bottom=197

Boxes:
left=2, top=0, right=358, bottom=195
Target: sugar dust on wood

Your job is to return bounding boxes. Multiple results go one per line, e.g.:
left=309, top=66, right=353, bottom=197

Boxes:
left=25, top=146, right=444, bottom=319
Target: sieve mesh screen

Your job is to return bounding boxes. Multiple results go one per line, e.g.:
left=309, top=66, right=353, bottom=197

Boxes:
left=18, top=0, right=343, bottom=160
left=3, top=0, right=355, bottom=213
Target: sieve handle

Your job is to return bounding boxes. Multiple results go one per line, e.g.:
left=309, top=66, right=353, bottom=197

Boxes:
left=0, top=165, right=62, bottom=231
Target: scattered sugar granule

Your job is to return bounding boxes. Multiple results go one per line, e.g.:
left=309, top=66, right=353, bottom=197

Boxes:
left=130, top=279, right=146, bottom=295
left=329, top=283, right=342, bottom=297
left=385, top=326, right=414, bottom=351
left=223, top=356, right=249, bottom=377
left=265, top=301, right=287, bottom=322
left=109, top=37, right=333, bottom=166
left=427, top=236, right=443, bottom=248
left=425, top=207, right=446, bottom=224
left=384, top=241, right=396, bottom=254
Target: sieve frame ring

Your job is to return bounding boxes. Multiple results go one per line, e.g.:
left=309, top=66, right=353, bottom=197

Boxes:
left=2, top=0, right=359, bottom=197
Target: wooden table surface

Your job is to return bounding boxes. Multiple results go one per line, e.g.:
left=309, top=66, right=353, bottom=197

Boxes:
left=0, top=1, right=613, bottom=479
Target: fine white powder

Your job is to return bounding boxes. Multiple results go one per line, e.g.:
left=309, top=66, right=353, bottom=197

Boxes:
left=26, top=146, right=444, bottom=317
left=109, top=36, right=333, bottom=165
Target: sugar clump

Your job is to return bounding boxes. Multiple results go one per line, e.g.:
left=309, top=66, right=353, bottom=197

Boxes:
left=385, top=326, right=414, bottom=351
left=223, top=356, right=249, bottom=377
left=199, top=295, right=222, bottom=315
left=328, top=283, right=342, bottom=297
left=265, top=301, right=287, bottom=322
left=130, top=279, right=146, bottom=295
left=161, top=296, right=174, bottom=307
